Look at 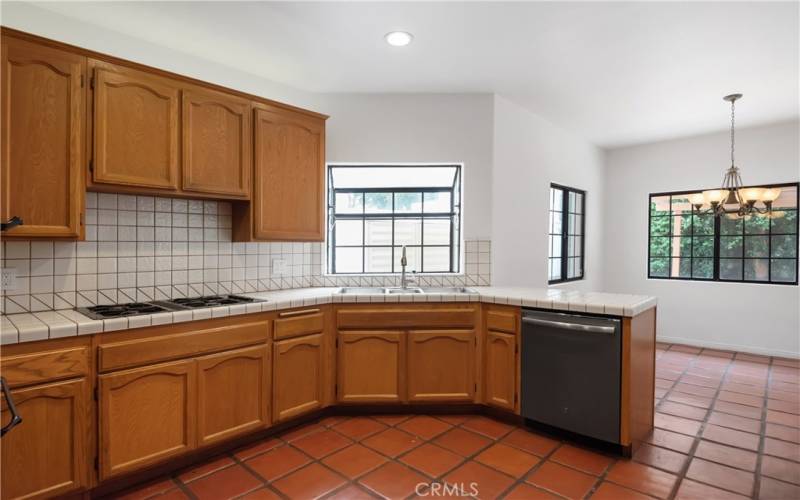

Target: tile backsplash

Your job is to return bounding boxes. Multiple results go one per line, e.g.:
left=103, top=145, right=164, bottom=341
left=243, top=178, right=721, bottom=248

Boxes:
left=1, top=193, right=491, bottom=313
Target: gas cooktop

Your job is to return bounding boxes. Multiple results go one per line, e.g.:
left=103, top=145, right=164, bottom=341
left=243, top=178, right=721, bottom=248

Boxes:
left=157, top=294, right=263, bottom=309
left=76, top=302, right=174, bottom=320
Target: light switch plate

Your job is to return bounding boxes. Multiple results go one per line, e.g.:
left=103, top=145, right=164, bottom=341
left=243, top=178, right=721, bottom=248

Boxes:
left=1, top=268, right=17, bottom=292
left=272, top=258, right=289, bottom=277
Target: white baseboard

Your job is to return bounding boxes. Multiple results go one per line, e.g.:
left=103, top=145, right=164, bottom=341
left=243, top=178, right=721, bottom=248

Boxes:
left=658, top=335, right=800, bottom=360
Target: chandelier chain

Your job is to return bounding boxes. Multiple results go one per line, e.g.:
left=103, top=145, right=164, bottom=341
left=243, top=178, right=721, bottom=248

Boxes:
left=730, top=98, right=735, bottom=167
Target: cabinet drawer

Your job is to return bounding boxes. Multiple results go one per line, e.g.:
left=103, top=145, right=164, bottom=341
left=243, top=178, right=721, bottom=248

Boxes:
left=274, top=310, right=324, bottom=340
left=1, top=346, right=89, bottom=388
left=487, top=310, right=517, bottom=334
left=98, top=320, right=270, bottom=372
left=337, top=308, right=476, bottom=330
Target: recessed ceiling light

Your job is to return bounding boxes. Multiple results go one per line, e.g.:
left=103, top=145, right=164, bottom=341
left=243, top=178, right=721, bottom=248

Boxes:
left=385, top=31, right=413, bottom=47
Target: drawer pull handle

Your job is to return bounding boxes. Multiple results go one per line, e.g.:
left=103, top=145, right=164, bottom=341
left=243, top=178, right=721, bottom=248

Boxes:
left=1, top=216, right=23, bottom=231
left=522, top=316, right=615, bottom=334
left=279, top=308, right=320, bottom=318
left=1, top=377, right=22, bottom=437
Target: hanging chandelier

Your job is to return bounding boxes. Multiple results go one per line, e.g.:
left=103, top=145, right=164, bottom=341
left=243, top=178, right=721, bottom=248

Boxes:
left=689, top=94, right=780, bottom=218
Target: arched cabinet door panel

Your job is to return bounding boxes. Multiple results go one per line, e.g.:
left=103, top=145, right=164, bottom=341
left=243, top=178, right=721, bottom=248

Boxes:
left=92, top=62, right=180, bottom=190
left=485, top=330, right=516, bottom=410
left=1, top=36, right=85, bottom=238
left=98, top=359, right=196, bottom=479
left=273, top=333, right=323, bottom=421
left=338, top=331, right=405, bottom=402
left=407, top=329, right=475, bottom=402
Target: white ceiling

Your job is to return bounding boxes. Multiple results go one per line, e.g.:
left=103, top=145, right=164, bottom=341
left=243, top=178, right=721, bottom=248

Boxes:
left=27, top=1, right=800, bottom=147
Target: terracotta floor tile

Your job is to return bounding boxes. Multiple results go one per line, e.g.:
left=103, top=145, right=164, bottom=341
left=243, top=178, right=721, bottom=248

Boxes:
left=656, top=377, right=676, bottom=388
left=734, top=352, right=770, bottom=363
left=280, top=423, right=325, bottom=442
left=474, top=442, right=541, bottom=477
left=701, top=424, right=760, bottom=451
left=400, top=443, right=464, bottom=478
left=362, top=428, right=422, bottom=458
left=674, top=478, right=749, bottom=499
left=370, top=414, right=411, bottom=426
left=186, top=464, right=262, bottom=500
left=666, top=392, right=713, bottom=409
left=433, top=427, right=492, bottom=457
left=672, top=383, right=717, bottom=398
left=766, top=422, right=800, bottom=443
left=717, top=390, right=763, bottom=408
left=772, top=368, right=800, bottom=384
left=461, top=416, right=514, bottom=439
left=501, top=428, right=560, bottom=456
left=722, top=382, right=766, bottom=397
left=322, top=443, right=387, bottom=479
left=770, top=388, right=800, bottom=404
left=271, top=463, right=346, bottom=499
left=436, top=414, right=471, bottom=425
left=658, top=401, right=707, bottom=421
left=764, top=437, right=800, bottom=462
left=768, top=398, right=800, bottom=415
left=239, top=488, right=282, bottom=500
left=116, top=479, right=178, bottom=500
left=774, top=358, right=800, bottom=368
left=445, top=461, right=516, bottom=499
left=713, top=400, right=763, bottom=420
left=707, top=411, right=762, bottom=434
left=761, top=455, right=800, bottom=485
left=397, top=415, right=453, bottom=440
left=685, top=458, right=754, bottom=496
left=359, top=461, right=429, bottom=499
left=549, top=443, right=613, bottom=475
left=605, top=460, right=678, bottom=499
left=771, top=380, right=800, bottom=393
left=155, top=489, right=190, bottom=500
left=654, top=412, right=702, bottom=436
left=645, top=428, right=696, bottom=454
left=672, top=345, right=702, bottom=354
left=326, top=484, right=378, bottom=499
left=767, top=409, right=800, bottom=428
left=233, top=438, right=282, bottom=461
left=725, top=373, right=766, bottom=387
left=292, top=429, right=353, bottom=459
left=591, top=481, right=655, bottom=500
left=333, top=417, right=388, bottom=440
left=633, top=443, right=687, bottom=474
left=178, top=455, right=235, bottom=483
left=526, top=461, right=597, bottom=500
left=759, top=477, right=800, bottom=500
left=680, top=374, right=721, bottom=389
left=504, top=482, right=561, bottom=499
left=657, top=370, right=682, bottom=382
left=694, top=440, right=757, bottom=472
left=244, top=445, right=311, bottom=481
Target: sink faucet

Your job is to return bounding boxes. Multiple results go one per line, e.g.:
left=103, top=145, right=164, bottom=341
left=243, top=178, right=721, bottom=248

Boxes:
left=400, top=245, right=417, bottom=289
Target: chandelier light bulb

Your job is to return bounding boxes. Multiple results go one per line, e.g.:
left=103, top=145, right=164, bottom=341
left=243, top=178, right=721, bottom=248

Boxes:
left=703, top=189, right=729, bottom=205
left=762, top=188, right=782, bottom=203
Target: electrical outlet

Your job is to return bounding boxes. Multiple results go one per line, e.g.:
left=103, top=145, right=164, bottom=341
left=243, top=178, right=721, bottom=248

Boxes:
left=272, top=258, right=289, bottom=277
left=1, top=268, right=17, bottom=292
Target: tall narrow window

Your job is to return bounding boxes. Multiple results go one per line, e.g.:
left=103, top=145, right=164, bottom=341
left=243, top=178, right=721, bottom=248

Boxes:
left=549, top=184, right=585, bottom=284
left=327, top=165, right=461, bottom=274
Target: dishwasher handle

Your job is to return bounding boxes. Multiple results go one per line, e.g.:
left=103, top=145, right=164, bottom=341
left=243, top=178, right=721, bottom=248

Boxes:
left=522, top=316, right=616, bottom=335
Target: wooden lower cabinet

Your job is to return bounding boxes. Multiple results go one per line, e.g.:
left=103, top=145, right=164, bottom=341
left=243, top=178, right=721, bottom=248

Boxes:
left=1, top=378, right=90, bottom=500
left=484, top=331, right=516, bottom=410
left=98, top=359, right=196, bottom=480
left=407, top=330, right=475, bottom=402
left=273, top=333, right=323, bottom=421
left=338, top=331, right=404, bottom=403
left=197, top=345, right=270, bottom=445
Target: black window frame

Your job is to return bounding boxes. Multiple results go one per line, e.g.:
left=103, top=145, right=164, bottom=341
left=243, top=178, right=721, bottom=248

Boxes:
left=326, top=164, right=462, bottom=275
left=548, top=183, right=586, bottom=285
left=647, top=182, right=799, bottom=285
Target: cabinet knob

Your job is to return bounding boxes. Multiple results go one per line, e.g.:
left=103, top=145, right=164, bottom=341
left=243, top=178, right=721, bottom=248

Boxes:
left=0, top=216, right=23, bottom=231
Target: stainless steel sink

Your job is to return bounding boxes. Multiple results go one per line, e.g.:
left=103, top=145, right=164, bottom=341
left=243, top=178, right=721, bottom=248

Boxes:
left=420, top=287, right=477, bottom=294
left=337, top=286, right=475, bottom=295
left=384, top=287, right=424, bottom=294
left=337, top=287, right=386, bottom=294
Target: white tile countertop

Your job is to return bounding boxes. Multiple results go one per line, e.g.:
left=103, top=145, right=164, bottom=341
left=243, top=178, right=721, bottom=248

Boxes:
left=0, top=287, right=656, bottom=345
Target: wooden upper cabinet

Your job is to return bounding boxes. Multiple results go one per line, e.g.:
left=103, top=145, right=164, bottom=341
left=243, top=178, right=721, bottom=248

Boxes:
left=273, top=333, right=323, bottom=421
left=182, top=88, right=251, bottom=197
left=98, top=359, right=196, bottom=480
left=1, top=35, right=85, bottom=238
left=253, top=105, right=326, bottom=241
left=1, top=378, right=90, bottom=500
left=196, top=345, right=270, bottom=445
left=407, top=330, right=475, bottom=402
left=485, top=330, right=516, bottom=411
left=91, top=61, right=180, bottom=190
left=338, top=331, right=405, bottom=403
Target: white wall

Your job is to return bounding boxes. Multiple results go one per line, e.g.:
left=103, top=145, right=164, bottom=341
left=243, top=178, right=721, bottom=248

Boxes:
left=491, top=95, right=606, bottom=291
left=604, top=121, right=800, bottom=357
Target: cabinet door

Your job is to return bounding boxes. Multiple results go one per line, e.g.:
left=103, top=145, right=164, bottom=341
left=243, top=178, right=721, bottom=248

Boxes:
left=182, top=89, right=251, bottom=197
left=92, top=64, right=179, bottom=190
left=338, top=331, right=404, bottom=403
left=253, top=106, right=325, bottom=241
left=273, top=333, right=323, bottom=421
left=1, top=36, right=84, bottom=238
left=1, top=378, right=89, bottom=500
left=485, top=331, right=516, bottom=410
left=407, top=330, right=474, bottom=402
left=196, top=345, right=269, bottom=446
left=98, top=359, right=196, bottom=479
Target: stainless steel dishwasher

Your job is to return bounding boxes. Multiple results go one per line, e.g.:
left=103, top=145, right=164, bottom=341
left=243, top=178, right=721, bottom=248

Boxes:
left=520, top=309, right=622, bottom=444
